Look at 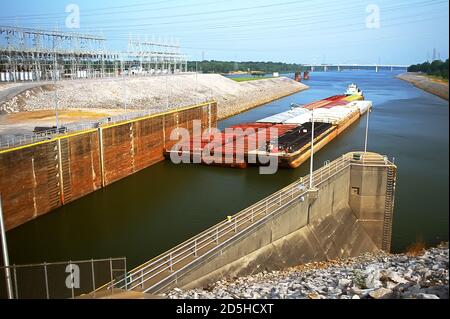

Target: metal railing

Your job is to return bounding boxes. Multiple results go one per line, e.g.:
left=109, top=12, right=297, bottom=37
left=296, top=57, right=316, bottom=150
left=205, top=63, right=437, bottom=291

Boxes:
left=0, top=98, right=213, bottom=149
left=0, top=257, right=126, bottom=299
left=96, top=152, right=392, bottom=295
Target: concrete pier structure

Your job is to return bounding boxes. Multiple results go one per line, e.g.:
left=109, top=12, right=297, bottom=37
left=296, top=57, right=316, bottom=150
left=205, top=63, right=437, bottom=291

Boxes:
left=95, top=152, right=396, bottom=296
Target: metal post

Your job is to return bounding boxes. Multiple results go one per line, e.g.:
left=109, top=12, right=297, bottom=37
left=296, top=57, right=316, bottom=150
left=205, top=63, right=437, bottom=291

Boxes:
left=69, top=262, right=75, bottom=299
left=208, top=103, right=212, bottom=134
left=124, top=261, right=128, bottom=290
left=91, top=259, right=96, bottom=291
left=0, top=195, right=13, bottom=299
left=53, top=38, right=59, bottom=130
left=364, top=108, right=371, bottom=153
left=309, top=107, right=315, bottom=189
left=195, top=61, right=199, bottom=102
left=124, top=79, right=128, bottom=111
left=109, top=258, right=113, bottom=282
left=166, top=72, right=169, bottom=109
left=44, top=262, right=49, bottom=299
left=13, top=265, right=18, bottom=299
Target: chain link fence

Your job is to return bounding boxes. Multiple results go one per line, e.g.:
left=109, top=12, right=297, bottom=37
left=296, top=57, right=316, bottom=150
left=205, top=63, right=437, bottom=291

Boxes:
left=0, top=257, right=126, bottom=299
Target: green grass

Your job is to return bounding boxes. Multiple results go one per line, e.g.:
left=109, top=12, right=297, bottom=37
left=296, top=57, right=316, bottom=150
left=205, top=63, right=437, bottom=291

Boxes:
left=425, top=74, right=449, bottom=83
left=232, top=77, right=274, bottom=82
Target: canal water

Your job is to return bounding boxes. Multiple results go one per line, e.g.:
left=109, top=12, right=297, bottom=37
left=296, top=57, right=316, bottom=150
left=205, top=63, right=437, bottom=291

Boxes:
left=6, top=71, right=449, bottom=269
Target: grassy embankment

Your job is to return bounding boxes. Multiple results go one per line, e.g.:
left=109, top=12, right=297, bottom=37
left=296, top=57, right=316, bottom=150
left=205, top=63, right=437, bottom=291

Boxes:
left=424, top=74, right=449, bottom=84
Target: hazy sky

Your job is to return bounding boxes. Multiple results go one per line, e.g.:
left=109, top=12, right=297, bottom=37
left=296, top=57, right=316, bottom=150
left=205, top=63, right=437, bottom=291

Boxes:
left=1, top=0, right=448, bottom=64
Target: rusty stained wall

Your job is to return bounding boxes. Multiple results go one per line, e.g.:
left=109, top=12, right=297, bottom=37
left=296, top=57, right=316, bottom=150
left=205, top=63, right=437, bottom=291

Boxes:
left=163, top=102, right=215, bottom=151
left=101, top=102, right=214, bottom=185
left=0, top=102, right=217, bottom=230
left=101, top=116, right=165, bottom=185
left=61, top=131, right=102, bottom=203
left=0, top=142, right=61, bottom=229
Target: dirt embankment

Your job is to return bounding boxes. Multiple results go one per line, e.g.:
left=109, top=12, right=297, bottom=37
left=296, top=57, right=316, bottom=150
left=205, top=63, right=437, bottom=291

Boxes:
left=0, top=74, right=308, bottom=121
left=397, top=72, right=449, bottom=101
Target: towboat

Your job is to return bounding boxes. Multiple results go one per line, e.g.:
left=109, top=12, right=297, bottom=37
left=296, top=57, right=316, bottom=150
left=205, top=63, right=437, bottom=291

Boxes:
left=164, top=84, right=372, bottom=169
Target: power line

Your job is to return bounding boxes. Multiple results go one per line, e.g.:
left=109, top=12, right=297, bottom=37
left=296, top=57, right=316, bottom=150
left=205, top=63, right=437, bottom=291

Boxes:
left=100, top=3, right=445, bottom=44
left=177, top=14, right=446, bottom=53
left=13, top=0, right=444, bottom=37
left=0, top=0, right=303, bottom=22
left=0, top=0, right=176, bottom=20
left=4, top=0, right=445, bottom=29
left=0, top=0, right=446, bottom=61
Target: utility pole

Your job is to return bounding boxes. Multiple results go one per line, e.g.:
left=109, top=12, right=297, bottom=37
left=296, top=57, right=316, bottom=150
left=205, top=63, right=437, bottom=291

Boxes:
left=195, top=61, right=198, bottom=94
left=364, top=107, right=371, bottom=153
left=166, top=72, right=169, bottom=109
left=309, top=107, right=315, bottom=189
left=53, top=36, right=60, bottom=130
left=0, top=195, right=13, bottom=299
left=124, top=79, right=128, bottom=111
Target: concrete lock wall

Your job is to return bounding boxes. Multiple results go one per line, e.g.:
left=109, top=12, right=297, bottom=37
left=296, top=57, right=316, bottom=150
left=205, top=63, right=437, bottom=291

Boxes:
left=176, top=160, right=395, bottom=291
left=0, top=101, right=217, bottom=230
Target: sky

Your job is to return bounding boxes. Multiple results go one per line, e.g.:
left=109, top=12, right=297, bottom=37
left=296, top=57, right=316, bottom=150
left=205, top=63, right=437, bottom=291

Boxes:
left=0, top=0, right=449, bottom=64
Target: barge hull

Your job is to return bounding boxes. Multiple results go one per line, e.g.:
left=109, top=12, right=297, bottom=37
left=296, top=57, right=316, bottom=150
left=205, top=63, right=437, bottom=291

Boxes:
left=163, top=92, right=370, bottom=169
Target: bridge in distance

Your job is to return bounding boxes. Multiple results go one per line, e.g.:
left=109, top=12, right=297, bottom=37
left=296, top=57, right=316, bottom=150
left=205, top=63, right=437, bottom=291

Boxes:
left=301, top=64, right=409, bottom=72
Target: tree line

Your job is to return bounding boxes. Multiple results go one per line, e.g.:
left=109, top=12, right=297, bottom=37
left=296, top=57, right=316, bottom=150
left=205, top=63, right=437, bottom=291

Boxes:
left=186, top=60, right=306, bottom=74
left=408, top=59, right=449, bottom=79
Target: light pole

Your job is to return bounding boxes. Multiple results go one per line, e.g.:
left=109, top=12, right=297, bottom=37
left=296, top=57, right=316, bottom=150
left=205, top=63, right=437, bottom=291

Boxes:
left=309, top=107, right=315, bottom=189
left=0, top=195, right=13, bottom=299
left=52, top=37, right=60, bottom=130
left=364, top=107, right=371, bottom=153
left=195, top=61, right=198, bottom=96
left=166, top=71, right=169, bottom=109
left=124, top=78, right=128, bottom=112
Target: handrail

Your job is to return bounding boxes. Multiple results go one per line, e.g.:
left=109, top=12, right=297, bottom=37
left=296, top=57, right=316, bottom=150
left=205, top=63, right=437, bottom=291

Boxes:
left=149, top=189, right=314, bottom=294
left=0, top=257, right=126, bottom=269
left=96, top=152, right=393, bottom=293
left=102, top=154, right=352, bottom=291
left=124, top=158, right=349, bottom=291
left=0, top=99, right=214, bottom=150
left=145, top=158, right=351, bottom=292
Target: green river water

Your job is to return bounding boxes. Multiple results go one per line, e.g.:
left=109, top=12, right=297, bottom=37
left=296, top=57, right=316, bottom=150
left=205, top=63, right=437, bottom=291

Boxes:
left=5, top=71, right=449, bottom=271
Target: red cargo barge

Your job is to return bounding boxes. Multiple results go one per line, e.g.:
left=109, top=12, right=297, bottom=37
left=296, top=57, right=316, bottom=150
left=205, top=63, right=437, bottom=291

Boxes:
left=164, top=85, right=371, bottom=169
